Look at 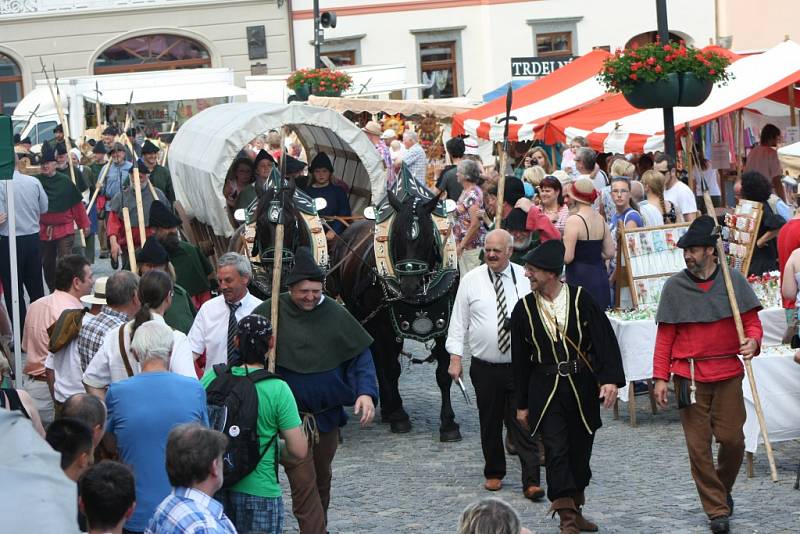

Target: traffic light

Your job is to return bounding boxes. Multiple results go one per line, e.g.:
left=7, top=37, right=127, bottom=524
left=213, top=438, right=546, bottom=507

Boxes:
left=320, top=11, right=337, bottom=29
left=0, top=115, right=14, bottom=180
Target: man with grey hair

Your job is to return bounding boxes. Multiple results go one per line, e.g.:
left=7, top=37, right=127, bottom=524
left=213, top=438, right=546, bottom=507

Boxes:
left=458, top=498, right=532, bottom=534
left=147, top=424, right=235, bottom=533
left=575, top=147, right=608, bottom=192
left=105, top=321, right=209, bottom=533
left=188, top=252, right=262, bottom=370
left=401, top=130, right=429, bottom=184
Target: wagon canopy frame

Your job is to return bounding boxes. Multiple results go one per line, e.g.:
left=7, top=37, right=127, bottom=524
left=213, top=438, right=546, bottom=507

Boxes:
left=169, top=102, right=386, bottom=237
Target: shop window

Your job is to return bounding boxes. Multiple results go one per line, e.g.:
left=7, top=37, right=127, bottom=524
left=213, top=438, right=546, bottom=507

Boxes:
left=536, top=32, right=572, bottom=57
left=323, top=50, right=357, bottom=67
left=420, top=41, right=457, bottom=99
left=0, top=53, right=22, bottom=116
left=94, top=34, right=211, bottom=75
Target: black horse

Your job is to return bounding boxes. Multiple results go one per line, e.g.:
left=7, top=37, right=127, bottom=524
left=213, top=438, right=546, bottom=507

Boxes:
left=328, top=188, right=461, bottom=442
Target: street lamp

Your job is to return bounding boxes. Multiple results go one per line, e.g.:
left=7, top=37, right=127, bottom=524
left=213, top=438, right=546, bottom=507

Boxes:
left=313, top=1, right=337, bottom=69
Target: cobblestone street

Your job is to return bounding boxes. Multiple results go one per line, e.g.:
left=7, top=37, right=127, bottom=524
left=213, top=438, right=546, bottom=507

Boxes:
left=281, top=340, right=800, bottom=534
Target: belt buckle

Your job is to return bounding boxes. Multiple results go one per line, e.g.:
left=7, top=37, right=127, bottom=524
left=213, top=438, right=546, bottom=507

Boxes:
left=557, top=360, right=571, bottom=377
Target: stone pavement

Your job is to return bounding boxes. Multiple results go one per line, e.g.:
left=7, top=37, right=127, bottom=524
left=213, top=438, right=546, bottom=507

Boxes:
left=280, top=340, right=800, bottom=534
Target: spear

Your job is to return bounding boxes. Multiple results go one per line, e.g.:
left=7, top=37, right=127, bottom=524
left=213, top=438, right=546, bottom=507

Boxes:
left=267, top=128, right=289, bottom=373
left=494, top=83, right=516, bottom=228
left=85, top=160, right=111, bottom=215
left=686, top=123, right=778, bottom=482
left=94, top=81, right=104, bottom=129
left=40, top=58, right=86, bottom=247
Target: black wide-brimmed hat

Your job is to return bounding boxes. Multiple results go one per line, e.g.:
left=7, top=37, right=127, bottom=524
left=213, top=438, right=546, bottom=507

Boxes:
left=285, top=246, right=325, bottom=286
left=308, top=152, right=334, bottom=173
left=141, top=140, right=160, bottom=154
left=522, top=239, right=565, bottom=274
left=55, top=142, right=68, bottom=156
left=503, top=207, right=528, bottom=232
left=148, top=200, right=181, bottom=229
left=255, top=149, right=276, bottom=166
left=102, top=126, right=119, bottom=136
left=677, top=215, right=719, bottom=249
left=20, top=137, right=32, bottom=145
left=54, top=124, right=64, bottom=134
left=92, top=143, right=107, bottom=155
left=40, top=146, right=57, bottom=163
left=137, top=236, right=169, bottom=265
left=284, top=155, right=307, bottom=174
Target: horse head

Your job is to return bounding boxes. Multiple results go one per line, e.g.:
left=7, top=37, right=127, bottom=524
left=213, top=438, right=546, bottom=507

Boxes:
left=387, top=189, right=442, bottom=298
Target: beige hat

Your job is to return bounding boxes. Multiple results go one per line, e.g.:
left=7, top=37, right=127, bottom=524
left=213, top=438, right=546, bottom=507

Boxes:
left=570, top=177, right=599, bottom=205
left=362, top=121, right=383, bottom=137
left=381, top=128, right=397, bottom=140
left=551, top=170, right=572, bottom=186
left=81, top=276, right=108, bottom=306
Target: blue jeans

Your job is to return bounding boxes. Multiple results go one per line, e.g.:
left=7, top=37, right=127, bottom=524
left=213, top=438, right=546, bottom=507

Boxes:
left=217, top=490, right=283, bottom=534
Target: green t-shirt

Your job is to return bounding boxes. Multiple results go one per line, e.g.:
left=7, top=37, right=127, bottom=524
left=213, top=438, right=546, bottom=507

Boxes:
left=200, top=366, right=302, bottom=497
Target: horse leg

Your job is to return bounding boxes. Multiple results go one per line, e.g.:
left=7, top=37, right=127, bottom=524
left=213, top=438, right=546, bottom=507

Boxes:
left=370, top=319, right=410, bottom=433
left=433, top=336, right=461, bottom=442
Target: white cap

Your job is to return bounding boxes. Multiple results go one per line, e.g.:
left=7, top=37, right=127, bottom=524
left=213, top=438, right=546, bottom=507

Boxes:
left=381, top=129, right=397, bottom=140
left=464, top=137, right=479, bottom=156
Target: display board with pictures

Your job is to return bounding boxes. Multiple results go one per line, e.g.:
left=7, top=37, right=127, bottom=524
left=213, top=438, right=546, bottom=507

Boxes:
left=615, top=222, right=690, bottom=309
left=721, top=200, right=763, bottom=275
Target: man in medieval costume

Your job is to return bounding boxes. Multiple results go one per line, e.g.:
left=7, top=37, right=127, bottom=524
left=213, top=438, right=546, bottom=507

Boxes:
left=253, top=246, right=378, bottom=534
left=653, top=215, right=762, bottom=534
left=140, top=139, right=175, bottom=205
left=511, top=239, right=625, bottom=534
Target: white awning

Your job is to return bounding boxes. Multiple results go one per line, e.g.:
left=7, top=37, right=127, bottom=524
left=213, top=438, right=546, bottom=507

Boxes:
left=83, top=83, right=247, bottom=105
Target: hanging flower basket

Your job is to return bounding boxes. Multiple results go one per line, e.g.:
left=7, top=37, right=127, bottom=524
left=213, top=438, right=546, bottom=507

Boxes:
left=598, top=39, right=732, bottom=110
left=286, top=68, right=353, bottom=100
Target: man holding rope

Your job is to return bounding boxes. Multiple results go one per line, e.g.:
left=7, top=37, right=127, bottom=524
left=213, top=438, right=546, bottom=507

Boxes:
left=653, top=215, right=762, bottom=534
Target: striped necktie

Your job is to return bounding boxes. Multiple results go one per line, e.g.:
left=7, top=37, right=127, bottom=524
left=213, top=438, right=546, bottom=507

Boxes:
left=227, top=301, right=242, bottom=364
left=493, top=271, right=511, bottom=353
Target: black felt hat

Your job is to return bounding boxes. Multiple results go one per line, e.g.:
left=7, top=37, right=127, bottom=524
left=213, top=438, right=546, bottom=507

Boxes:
left=284, top=155, right=307, bottom=174
left=285, top=246, right=325, bottom=286
left=677, top=215, right=719, bottom=249
left=41, top=146, right=57, bottom=163
left=522, top=239, right=565, bottom=274
left=20, top=137, right=32, bottom=145
left=103, top=126, right=118, bottom=136
left=504, top=207, right=528, bottom=232
left=13, top=133, right=20, bottom=144
left=141, top=140, right=160, bottom=154
left=308, top=152, right=334, bottom=173
left=255, top=149, right=276, bottom=166
left=503, top=177, right=526, bottom=207
left=55, top=142, right=68, bottom=156
left=92, top=143, right=107, bottom=155
left=137, top=236, right=169, bottom=265
left=54, top=124, right=64, bottom=134
left=149, top=200, right=181, bottom=229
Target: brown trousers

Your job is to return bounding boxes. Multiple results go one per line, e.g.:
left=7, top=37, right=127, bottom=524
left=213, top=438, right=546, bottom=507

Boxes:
left=281, top=428, right=339, bottom=534
left=675, top=375, right=745, bottom=519
left=41, top=234, right=75, bottom=292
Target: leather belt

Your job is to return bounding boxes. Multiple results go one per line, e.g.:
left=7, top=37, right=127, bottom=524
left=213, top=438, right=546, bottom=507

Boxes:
left=27, top=374, right=47, bottom=382
left=532, top=360, right=588, bottom=377
left=472, top=357, right=512, bottom=368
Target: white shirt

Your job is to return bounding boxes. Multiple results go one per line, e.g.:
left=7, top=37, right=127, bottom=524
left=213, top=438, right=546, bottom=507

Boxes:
left=446, top=263, right=531, bottom=363
left=82, top=313, right=196, bottom=389
left=45, top=315, right=91, bottom=402
left=664, top=180, right=698, bottom=219
left=638, top=201, right=664, bottom=227
left=186, top=292, right=263, bottom=368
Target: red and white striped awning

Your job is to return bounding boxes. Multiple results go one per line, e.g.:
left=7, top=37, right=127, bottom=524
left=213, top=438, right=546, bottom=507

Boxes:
left=544, top=40, right=800, bottom=154
left=451, top=50, right=611, bottom=142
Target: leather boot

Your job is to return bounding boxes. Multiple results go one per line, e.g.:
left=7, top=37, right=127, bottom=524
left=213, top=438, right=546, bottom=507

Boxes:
left=549, top=497, right=579, bottom=534
left=573, top=491, right=599, bottom=532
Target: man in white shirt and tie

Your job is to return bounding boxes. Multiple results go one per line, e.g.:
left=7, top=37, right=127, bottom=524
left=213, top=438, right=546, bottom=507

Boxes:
left=446, top=229, right=545, bottom=501
left=187, top=252, right=262, bottom=370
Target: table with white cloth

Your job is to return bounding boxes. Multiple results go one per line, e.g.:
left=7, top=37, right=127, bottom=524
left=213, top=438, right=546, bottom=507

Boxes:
left=606, top=306, right=787, bottom=427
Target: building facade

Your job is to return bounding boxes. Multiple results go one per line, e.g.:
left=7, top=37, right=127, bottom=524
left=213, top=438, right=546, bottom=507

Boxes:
left=716, top=0, right=800, bottom=52
left=0, top=0, right=294, bottom=115
left=290, top=0, right=716, bottom=100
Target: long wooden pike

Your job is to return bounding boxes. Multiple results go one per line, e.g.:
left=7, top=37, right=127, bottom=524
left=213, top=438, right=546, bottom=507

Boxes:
left=686, top=123, right=778, bottom=482
left=494, top=83, right=516, bottom=228
left=86, top=160, right=111, bottom=215
left=40, top=58, right=85, bottom=247
left=267, top=128, right=289, bottom=374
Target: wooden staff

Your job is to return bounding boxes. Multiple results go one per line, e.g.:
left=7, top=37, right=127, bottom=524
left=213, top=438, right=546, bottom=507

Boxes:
left=86, top=160, right=111, bottom=215
left=686, top=125, right=779, bottom=482
left=40, top=58, right=85, bottom=247
left=121, top=207, right=138, bottom=273
left=267, top=129, right=289, bottom=373
left=160, top=121, right=176, bottom=167
left=494, top=84, right=516, bottom=228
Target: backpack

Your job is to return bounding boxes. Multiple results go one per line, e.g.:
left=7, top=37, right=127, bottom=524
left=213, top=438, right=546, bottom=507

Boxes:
left=205, top=363, right=284, bottom=488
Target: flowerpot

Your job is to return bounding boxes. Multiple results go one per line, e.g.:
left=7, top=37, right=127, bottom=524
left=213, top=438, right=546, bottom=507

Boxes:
left=312, top=88, right=343, bottom=97
left=623, top=73, right=680, bottom=109
left=678, top=72, right=713, bottom=107
left=292, top=84, right=310, bottom=101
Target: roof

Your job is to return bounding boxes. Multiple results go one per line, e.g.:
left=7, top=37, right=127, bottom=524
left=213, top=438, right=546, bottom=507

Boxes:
left=168, top=102, right=386, bottom=237
left=307, top=95, right=480, bottom=119
left=451, top=49, right=612, bottom=142
left=544, top=40, right=800, bottom=153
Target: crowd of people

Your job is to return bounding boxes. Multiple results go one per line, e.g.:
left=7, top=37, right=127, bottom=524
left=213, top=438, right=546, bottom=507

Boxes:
left=1, top=118, right=798, bottom=534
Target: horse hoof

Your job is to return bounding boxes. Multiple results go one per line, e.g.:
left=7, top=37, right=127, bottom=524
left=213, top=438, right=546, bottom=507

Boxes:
left=439, top=429, right=462, bottom=442
left=390, top=419, right=412, bottom=433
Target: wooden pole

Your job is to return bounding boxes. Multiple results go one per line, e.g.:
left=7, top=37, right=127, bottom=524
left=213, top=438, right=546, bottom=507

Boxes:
left=495, top=142, right=507, bottom=228
left=160, top=121, right=176, bottom=167
left=789, top=84, right=797, bottom=128
left=736, top=110, right=744, bottom=182
left=122, top=207, right=138, bottom=273
left=688, top=126, right=779, bottom=481
left=266, top=129, right=289, bottom=373
left=86, top=161, right=111, bottom=215
left=94, top=82, right=103, bottom=129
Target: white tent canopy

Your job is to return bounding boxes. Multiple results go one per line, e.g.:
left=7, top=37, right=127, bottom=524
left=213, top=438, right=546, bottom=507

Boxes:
left=169, top=102, right=386, bottom=237
left=779, top=141, right=800, bottom=178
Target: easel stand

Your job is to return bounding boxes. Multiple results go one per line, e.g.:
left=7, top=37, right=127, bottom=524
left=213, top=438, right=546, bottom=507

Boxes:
left=722, top=200, right=763, bottom=276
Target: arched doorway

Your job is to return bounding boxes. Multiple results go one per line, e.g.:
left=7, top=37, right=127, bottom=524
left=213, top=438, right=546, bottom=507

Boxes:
left=94, top=34, right=211, bottom=75
left=0, top=52, right=22, bottom=117
left=625, top=31, right=689, bottom=49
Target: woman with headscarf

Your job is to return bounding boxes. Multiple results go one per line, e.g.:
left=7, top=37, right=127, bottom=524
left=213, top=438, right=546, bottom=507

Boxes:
left=223, top=157, right=257, bottom=212
left=302, top=153, right=351, bottom=238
